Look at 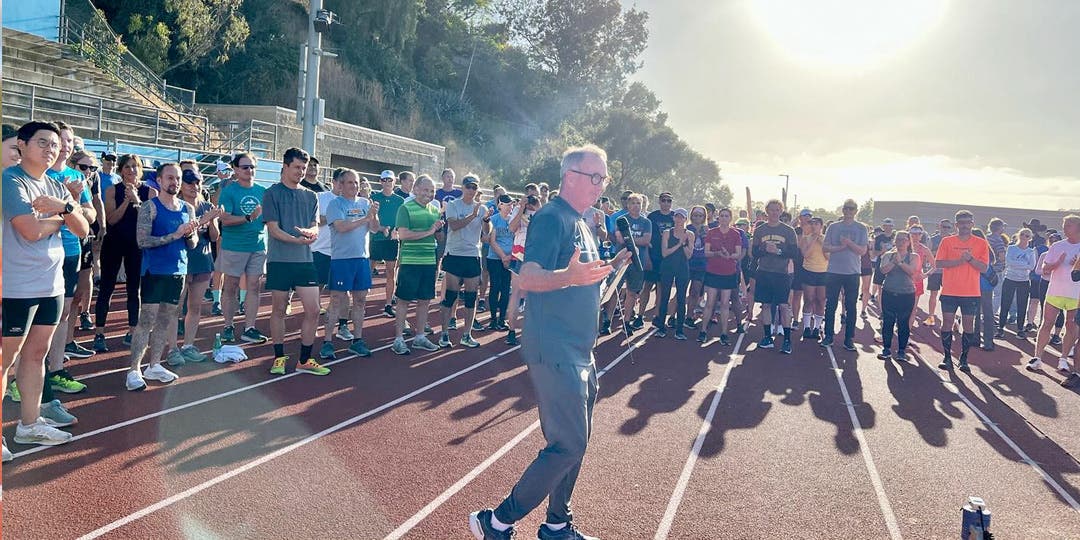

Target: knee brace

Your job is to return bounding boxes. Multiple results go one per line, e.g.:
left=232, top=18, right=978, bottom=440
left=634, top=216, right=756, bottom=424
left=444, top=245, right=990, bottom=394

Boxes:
left=441, top=289, right=460, bottom=309
left=461, top=290, right=478, bottom=309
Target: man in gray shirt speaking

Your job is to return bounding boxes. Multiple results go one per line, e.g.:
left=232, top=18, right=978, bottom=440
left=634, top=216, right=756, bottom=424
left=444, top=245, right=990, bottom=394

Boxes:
left=469, top=145, right=629, bottom=540
left=821, top=198, right=869, bottom=350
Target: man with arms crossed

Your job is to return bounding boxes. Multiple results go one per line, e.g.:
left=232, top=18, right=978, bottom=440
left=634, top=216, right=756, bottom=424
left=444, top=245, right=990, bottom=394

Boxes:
left=470, top=144, right=627, bottom=540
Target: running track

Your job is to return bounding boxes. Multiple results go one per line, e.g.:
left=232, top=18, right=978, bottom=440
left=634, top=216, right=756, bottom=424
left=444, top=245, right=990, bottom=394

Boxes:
left=3, top=275, right=1080, bottom=539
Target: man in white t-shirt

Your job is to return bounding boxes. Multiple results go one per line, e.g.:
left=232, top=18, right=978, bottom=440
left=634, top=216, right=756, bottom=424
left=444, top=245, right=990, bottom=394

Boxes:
left=1028, top=214, right=1080, bottom=385
left=437, top=175, right=492, bottom=349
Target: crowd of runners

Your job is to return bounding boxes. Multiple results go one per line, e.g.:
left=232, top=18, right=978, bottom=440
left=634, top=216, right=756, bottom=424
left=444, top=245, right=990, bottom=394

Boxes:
left=4, top=119, right=1080, bottom=465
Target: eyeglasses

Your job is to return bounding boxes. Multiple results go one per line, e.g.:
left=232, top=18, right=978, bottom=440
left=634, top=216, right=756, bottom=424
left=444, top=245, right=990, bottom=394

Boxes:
left=380, top=178, right=394, bottom=182
left=464, top=185, right=478, bottom=190
left=569, top=169, right=609, bottom=186
left=76, top=163, right=99, bottom=173
left=34, top=138, right=60, bottom=150
left=659, top=198, right=673, bottom=203
left=238, top=164, right=257, bottom=171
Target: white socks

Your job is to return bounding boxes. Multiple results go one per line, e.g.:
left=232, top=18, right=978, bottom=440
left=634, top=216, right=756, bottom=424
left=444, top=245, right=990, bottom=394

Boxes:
left=543, top=522, right=567, bottom=531
left=490, top=514, right=513, bottom=532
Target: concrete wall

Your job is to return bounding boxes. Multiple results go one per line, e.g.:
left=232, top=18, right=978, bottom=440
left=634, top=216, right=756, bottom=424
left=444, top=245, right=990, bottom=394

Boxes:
left=199, top=104, right=444, bottom=176
left=874, top=200, right=1074, bottom=235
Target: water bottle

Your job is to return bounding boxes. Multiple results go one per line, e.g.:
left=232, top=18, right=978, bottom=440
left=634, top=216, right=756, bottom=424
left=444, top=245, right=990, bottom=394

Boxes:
left=960, top=496, right=991, bottom=539
left=213, top=332, right=222, bottom=354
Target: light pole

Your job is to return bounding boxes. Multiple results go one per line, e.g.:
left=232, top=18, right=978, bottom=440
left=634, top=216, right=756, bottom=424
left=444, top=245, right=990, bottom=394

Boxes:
left=299, top=2, right=336, bottom=155
left=779, top=174, right=790, bottom=208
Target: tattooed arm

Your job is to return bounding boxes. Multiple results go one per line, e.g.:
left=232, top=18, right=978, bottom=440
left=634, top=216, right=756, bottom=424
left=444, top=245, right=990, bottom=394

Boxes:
left=136, top=201, right=195, bottom=249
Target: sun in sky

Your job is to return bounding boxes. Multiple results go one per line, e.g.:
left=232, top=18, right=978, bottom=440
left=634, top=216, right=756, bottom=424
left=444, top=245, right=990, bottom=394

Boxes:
left=747, top=0, right=950, bottom=69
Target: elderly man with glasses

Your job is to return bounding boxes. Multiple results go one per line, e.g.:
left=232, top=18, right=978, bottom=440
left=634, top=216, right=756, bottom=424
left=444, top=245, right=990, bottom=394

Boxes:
left=820, top=198, right=869, bottom=350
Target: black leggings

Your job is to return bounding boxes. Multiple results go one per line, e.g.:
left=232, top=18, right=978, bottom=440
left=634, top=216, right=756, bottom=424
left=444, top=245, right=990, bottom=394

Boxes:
left=824, top=273, right=860, bottom=341
left=657, top=265, right=689, bottom=328
left=96, top=238, right=142, bottom=328
left=486, top=258, right=511, bottom=322
left=998, top=278, right=1030, bottom=331
left=880, top=291, right=915, bottom=351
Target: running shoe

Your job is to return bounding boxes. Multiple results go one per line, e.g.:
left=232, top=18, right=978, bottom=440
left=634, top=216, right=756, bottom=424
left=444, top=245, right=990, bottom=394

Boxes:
left=319, top=342, right=338, bottom=360
left=64, top=341, right=94, bottom=359
left=477, top=299, right=488, bottom=313
left=506, top=330, right=518, bottom=346
left=599, top=321, right=612, bottom=336
left=469, top=509, right=514, bottom=540
left=165, top=348, right=186, bottom=367
left=757, top=336, right=774, bottom=349
left=842, top=340, right=857, bottom=352
left=487, top=319, right=500, bottom=331
left=802, top=327, right=813, bottom=340
left=1062, top=373, right=1080, bottom=389
left=819, top=335, right=834, bottom=348
left=122, top=333, right=133, bottom=347
left=630, top=315, right=645, bottom=330
left=472, top=320, right=485, bottom=332
left=1051, top=334, right=1063, bottom=346
left=392, top=337, right=411, bottom=355
left=895, top=350, right=909, bottom=362
left=439, top=331, right=454, bottom=348
left=336, top=323, right=355, bottom=341
left=424, top=324, right=435, bottom=335
left=2, top=437, right=12, bottom=462
left=674, top=331, right=687, bottom=341
left=655, top=327, right=667, bottom=338
left=384, top=304, right=396, bottom=318
left=40, top=399, right=78, bottom=427
left=211, top=301, right=223, bottom=316
left=241, top=327, right=268, bottom=344
left=204, top=288, right=214, bottom=302
left=667, top=316, right=678, bottom=329
left=780, top=339, right=792, bottom=355
left=222, top=325, right=236, bottom=343
left=270, top=356, right=288, bottom=375
left=1058, top=358, right=1073, bottom=373
left=414, top=336, right=441, bottom=352
left=78, top=312, right=94, bottom=331
left=144, top=363, right=179, bottom=383
left=93, top=333, right=108, bottom=353
left=537, top=521, right=599, bottom=540
left=14, top=419, right=72, bottom=446
left=180, top=345, right=208, bottom=363
left=684, top=318, right=698, bottom=329
left=877, top=350, right=892, bottom=361
left=448, top=317, right=459, bottom=330
left=349, top=339, right=373, bottom=357
left=958, top=360, right=971, bottom=373
left=461, top=335, right=481, bottom=348
left=719, top=334, right=731, bottom=347
left=1026, top=357, right=1043, bottom=371
left=938, top=358, right=954, bottom=370
left=736, top=323, right=746, bottom=334
left=6, top=381, right=21, bottom=402
left=697, top=331, right=708, bottom=343
left=47, top=370, right=87, bottom=394
left=126, top=370, right=147, bottom=391
left=296, top=358, right=331, bottom=376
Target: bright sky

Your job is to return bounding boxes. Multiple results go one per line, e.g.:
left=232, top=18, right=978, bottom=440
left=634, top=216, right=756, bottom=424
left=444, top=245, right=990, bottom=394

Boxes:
left=626, top=0, right=1080, bottom=211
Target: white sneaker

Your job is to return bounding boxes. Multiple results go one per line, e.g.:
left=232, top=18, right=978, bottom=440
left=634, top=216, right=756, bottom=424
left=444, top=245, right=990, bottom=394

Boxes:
left=14, top=418, right=72, bottom=446
left=143, top=363, right=179, bottom=384
left=1026, top=358, right=1043, bottom=371
left=126, top=369, right=147, bottom=391
left=1058, top=358, right=1073, bottom=373
left=335, top=324, right=355, bottom=341
left=3, top=436, right=13, bottom=462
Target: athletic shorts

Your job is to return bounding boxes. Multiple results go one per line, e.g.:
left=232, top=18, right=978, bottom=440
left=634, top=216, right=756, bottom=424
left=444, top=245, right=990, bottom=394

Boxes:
left=188, top=272, right=212, bottom=284
left=689, top=270, right=706, bottom=283
left=396, top=264, right=437, bottom=301
left=1046, top=295, right=1079, bottom=312
left=329, top=257, right=372, bottom=292
left=313, top=251, right=332, bottom=286
left=63, top=255, right=80, bottom=298
left=927, top=273, right=943, bottom=292
left=265, top=261, right=318, bottom=291
left=370, top=239, right=399, bottom=262
left=2, top=295, right=63, bottom=336
left=791, top=268, right=805, bottom=290
left=940, top=295, right=979, bottom=317
left=754, top=270, right=792, bottom=305
left=704, top=272, right=738, bottom=291
left=861, top=266, right=873, bottom=277
left=802, top=270, right=827, bottom=287
left=622, top=264, right=645, bottom=294
left=872, top=268, right=887, bottom=286
left=217, top=248, right=267, bottom=277
left=140, top=274, right=185, bottom=305
left=442, top=255, right=482, bottom=279
left=1030, top=278, right=1047, bottom=302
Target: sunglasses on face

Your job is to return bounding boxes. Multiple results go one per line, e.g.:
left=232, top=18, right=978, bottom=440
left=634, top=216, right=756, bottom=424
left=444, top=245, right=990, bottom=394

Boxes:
left=76, top=163, right=99, bottom=173
left=238, top=164, right=256, bottom=170
left=660, top=198, right=672, bottom=203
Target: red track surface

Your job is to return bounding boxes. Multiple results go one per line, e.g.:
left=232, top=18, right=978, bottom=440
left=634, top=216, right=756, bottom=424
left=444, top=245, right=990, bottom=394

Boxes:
left=4, top=275, right=1080, bottom=539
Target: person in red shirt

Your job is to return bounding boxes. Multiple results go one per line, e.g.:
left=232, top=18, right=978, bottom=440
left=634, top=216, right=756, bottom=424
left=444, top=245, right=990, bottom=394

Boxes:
left=699, top=208, right=743, bottom=345
left=934, top=210, right=990, bottom=372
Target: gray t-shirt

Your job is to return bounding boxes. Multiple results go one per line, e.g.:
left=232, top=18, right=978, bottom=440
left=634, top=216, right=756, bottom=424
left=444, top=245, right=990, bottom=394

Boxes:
left=327, top=195, right=371, bottom=260
left=444, top=197, right=485, bottom=257
left=522, top=197, right=602, bottom=368
left=881, top=252, right=918, bottom=294
left=824, top=220, right=869, bottom=275
left=262, top=182, right=318, bottom=263
left=751, top=222, right=797, bottom=274
left=2, top=165, right=76, bottom=298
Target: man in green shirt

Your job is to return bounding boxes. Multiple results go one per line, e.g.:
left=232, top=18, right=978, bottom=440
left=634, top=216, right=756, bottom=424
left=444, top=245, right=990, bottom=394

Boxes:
left=390, top=175, right=443, bottom=355
left=216, top=152, right=269, bottom=345
left=371, top=169, right=406, bottom=318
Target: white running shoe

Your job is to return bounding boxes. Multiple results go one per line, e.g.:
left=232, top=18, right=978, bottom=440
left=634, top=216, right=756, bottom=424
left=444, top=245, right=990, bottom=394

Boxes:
left=14, top=418, right=72, bottom=446
left=143, top=363, right=179, bottom=384
left=3, top=436, right=13, bottom=462
left=1026, top=358, right=1043, bottom=371
left=126, top=369, right=147, bottom=391
left=335, top=323, right=355, bottom=341
left=1058, top=358, right=1073, bottom=373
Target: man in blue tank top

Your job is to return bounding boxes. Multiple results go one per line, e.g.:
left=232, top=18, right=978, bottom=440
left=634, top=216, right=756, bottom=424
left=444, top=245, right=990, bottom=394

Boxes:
left=126, top=163, right=199, bottom=392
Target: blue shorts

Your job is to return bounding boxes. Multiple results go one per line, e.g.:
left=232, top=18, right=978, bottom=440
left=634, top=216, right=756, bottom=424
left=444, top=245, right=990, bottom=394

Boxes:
left=329, top=257, right=372, bottom=292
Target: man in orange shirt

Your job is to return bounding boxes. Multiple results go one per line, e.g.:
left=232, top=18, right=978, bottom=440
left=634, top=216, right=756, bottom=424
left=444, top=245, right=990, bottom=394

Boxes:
left=935, top=210, right=990, bottom=372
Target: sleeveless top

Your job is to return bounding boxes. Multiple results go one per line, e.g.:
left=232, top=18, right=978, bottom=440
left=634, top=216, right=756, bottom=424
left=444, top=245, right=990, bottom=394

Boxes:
left=110, top=183, right=152, bottom=244
left=186, top=200, right=216, bottom=275
left=687, top=224, right=708, bottom=273
left=660, top=229, right=690, bottom=273
left=141, top=197, right=191, bottom=276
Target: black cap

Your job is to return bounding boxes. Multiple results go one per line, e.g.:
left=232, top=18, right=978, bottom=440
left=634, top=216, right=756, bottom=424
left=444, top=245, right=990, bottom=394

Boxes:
left=2, top=123, right=17, bottom=141
left=181, top=169, right=203, bottom=184
left=497, top=194, right=513, bottom=204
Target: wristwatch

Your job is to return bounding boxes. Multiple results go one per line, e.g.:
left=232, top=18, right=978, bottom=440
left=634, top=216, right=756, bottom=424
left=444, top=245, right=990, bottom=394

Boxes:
left=245, top=213, right=253, bottom=222
left=59, top=202, right=75, bottom=216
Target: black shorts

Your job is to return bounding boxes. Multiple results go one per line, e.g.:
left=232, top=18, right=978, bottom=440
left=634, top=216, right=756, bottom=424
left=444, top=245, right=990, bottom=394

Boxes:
left=928, top=273, right=943, bottom=292
left=63, top=255, right=80, bottom=298
left=861, top=266, right=873, bottom=277
left=940, top=295, right=979, bottom=317
left=791, top=268, right=805, bottom=290
left=313, top=251, right=331, bottom=286
left=872, top=268, right=887, bottom=286
left=622, top=264, right=645, bottom=294
left=396, top=264, right=437, bottom=301
left=441, top=255, right=482, bottom=279
left=802, top=270, right=827, bottom=287
left=1030, top=278, right=1047, bottom=302
left=80, top=239, right=94, bottom=269
left=2, top=296, right=63, bottom=336
left=689, top=269, right=706, bottom=283
left=265, top=261, right=319, bottom=291
left=754, top=270, right=792, bottom=305
left=704, top=272, right=738, bottom=291
left=141, top=274, right=186, bottom=305
left=370, top=239, right=399, bottom=262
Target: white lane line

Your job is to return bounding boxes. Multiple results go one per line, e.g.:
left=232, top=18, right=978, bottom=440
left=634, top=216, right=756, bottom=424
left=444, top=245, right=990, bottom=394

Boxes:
left=912, top=352, right=1080, bottom=512
left=75, top=345, right=523, bottom=540
left=13, top=334, right=429, bottom=459
left=383, top=331, right=655, bottom=540
left=825, top=346, right=903, bottom=540
left=654, top=333, right=744, bottom=540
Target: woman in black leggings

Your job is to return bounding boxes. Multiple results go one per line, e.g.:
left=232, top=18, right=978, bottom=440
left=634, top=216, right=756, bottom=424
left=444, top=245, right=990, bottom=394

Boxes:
left=654, top=208, right=695, bottom=340
left=485, top=195, right=515, bottom=332
left=93, top=155, right=157, bottom=352
left=877, top=231, right=919, bottom=361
